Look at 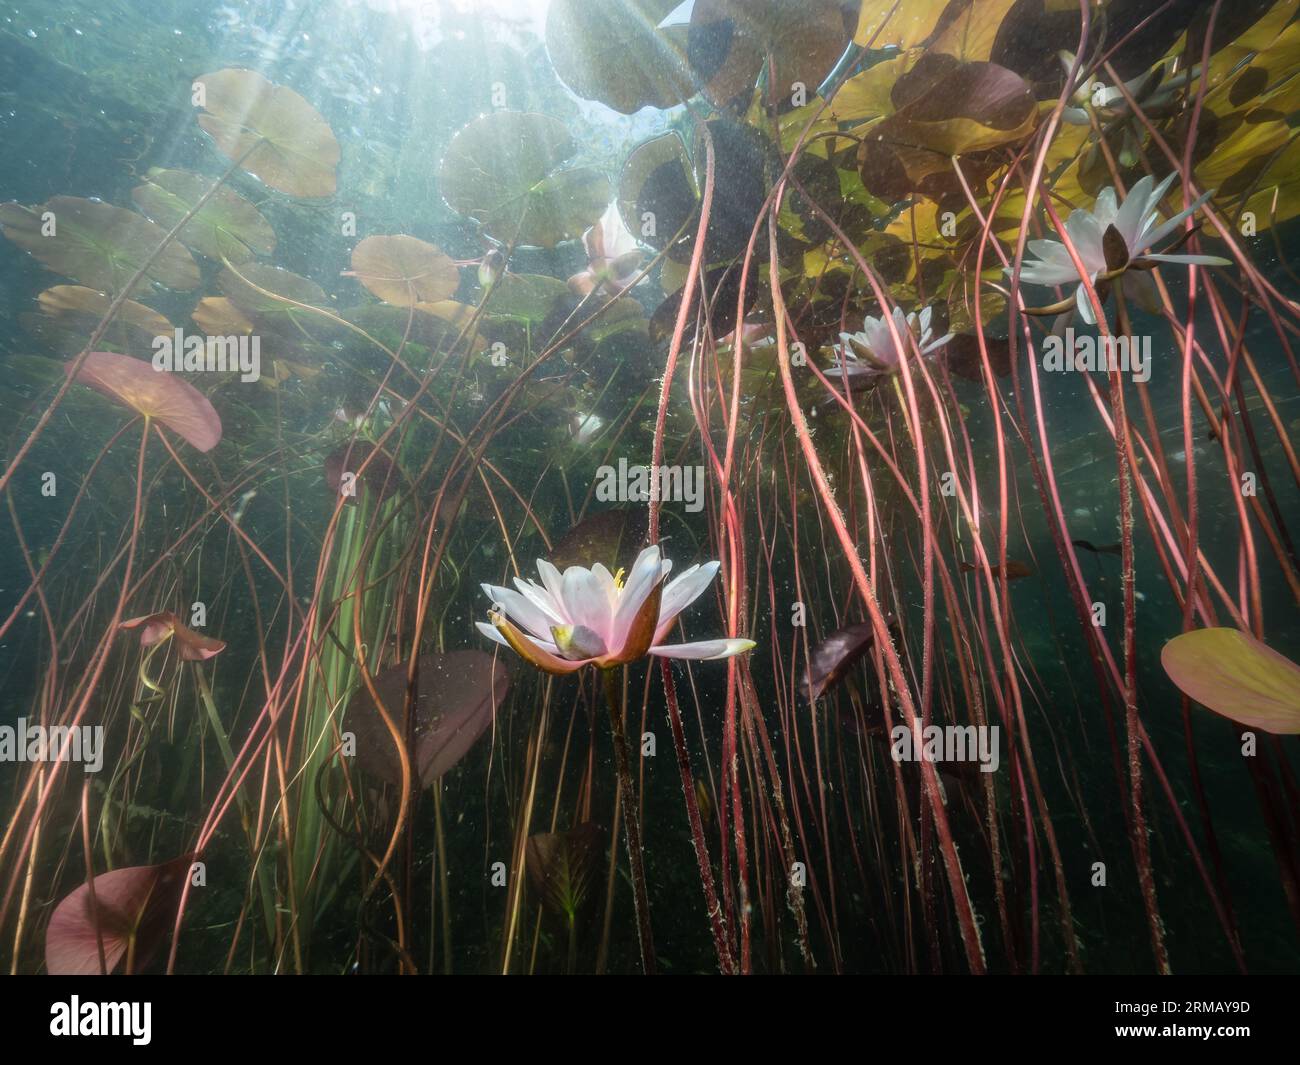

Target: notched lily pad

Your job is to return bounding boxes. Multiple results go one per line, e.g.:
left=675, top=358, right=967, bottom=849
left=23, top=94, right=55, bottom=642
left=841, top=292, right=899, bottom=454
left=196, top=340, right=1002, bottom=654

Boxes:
left=546, top=0, right=693, bottom=114
left=194, top=68, right=340, bottom=198
left=438, top=111, right=610, bottom=248
left=0, top=196, right=200, bottom=295
left=347, top=234, right=459, bottom=307
left=347, top=651, right=511, bottom=787
left=131, top=167, right=276, bottom=264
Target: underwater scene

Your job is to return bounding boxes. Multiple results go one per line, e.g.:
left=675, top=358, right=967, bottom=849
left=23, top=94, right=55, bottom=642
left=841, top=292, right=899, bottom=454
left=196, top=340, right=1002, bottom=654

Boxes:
left=0, top=0, right=1297, bottom=979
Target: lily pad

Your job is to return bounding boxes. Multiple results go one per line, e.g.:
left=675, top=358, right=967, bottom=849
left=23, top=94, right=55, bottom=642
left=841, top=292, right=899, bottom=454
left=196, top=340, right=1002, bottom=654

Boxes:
left=324, top=440, right=401, bottom=504
left=545, top=0, right=693, bottom=114
left=45, top=857, right=193, bottom=975
left=347, top=651, right=511, bottom=787
left=0, top=196, right=200, bottom=294
left=24, top=285, right=171, bottom=356
left=802, top=616, right=897, bottom=703
left=688, top=0, right=851, bottom=107
left=856, top=54, right=1038, bottom=202
left=348, top=234, right=459, bottom=306
left=1161, top=628, right=1300, bottom=734
left=217, top=263, right=327, bottom=335
left=131, top=167, right=276, bottom=264
left=618, top=130, right=697, bottom=254
left=549, top=508, right=649, bottom=572
left=68, top=351, right=223, bottom=452
left=193, top=69, right=340, bottom=197
left=438, top=111, right=611, bottom=248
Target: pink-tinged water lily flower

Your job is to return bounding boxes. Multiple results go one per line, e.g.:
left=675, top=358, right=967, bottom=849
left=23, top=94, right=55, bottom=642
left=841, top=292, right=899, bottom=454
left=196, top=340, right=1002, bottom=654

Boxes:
left=476, top=545, right=754, bottom=675
left=567, top=204, right=644, bottom=298
left=831, top=305, right=952, bottom=384
left=1013, top=174, right=1230, bottom=324
left=120, top=611, right=225, bottom=660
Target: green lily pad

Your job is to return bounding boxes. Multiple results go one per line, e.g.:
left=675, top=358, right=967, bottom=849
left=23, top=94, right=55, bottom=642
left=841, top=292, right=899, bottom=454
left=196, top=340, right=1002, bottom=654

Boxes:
left=0, top=196, right=200, bottom=294
left=439, top=111, right=610, bottom=248
left=617, top=130, right=697, bottom=254
left=131, top=167, right=276, bottom=264
left=487, top=272, right=572, bottom=323
left=193, top=68, right=340, bottom=198
left=545, top=0, right=693, bottom=114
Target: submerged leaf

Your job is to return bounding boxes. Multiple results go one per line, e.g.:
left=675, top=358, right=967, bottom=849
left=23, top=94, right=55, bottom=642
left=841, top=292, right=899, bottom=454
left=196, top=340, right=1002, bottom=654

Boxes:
left=803, top=620, right=890, bottom=703
left=131, top=168, right=276, bottom=264
left=119, top=611, right=226, bottom=660
left=0, top=196, right=200, bottom=294
left=1161, top=628, right=1300, bottom=734
left=324, top=441, right=401, bottom=504
left=549, top=508, right=649, bottom=572
left=348, top=235, right=459, bottom=307
left=439, top=111, right=610, bottom=248
left=45, top=857, right=192, bottom=975
left=68, top=351, right=222, bottom=452
left=347, top=652, right=511, bottom=788
left=546, top=0, right=692, bottom=113
left=526, top=822, right=603, bottom=922
left=193, top=69, right=340, bottom=197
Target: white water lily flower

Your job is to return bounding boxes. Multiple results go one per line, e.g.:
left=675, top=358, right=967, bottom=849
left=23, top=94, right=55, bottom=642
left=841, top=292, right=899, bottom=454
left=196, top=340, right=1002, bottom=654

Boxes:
left=1058, top=51, right=1192, bottom=126
left=567, top=203, right=644, bottom=298
left=831, top=305, right=952, bottom=383
left=1013, top=173, right=1230, bottom=325
left=477, top=544, right=754, bottom=675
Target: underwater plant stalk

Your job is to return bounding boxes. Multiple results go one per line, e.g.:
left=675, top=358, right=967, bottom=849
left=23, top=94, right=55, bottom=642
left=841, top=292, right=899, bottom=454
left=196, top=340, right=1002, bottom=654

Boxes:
left=601, top=666, right=655, bottom=974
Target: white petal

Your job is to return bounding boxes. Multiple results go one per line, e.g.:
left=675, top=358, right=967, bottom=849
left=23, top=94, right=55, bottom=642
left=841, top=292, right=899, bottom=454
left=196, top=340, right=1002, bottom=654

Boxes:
left=1075, top=281, right=1097, bottom=325
left=476, top=621, right=508, bottom=646
left=655, top=562, right=720, bottom=640
left=485, top=584, right=559, bottom=640
left=650, top=638, right=756, bottom=661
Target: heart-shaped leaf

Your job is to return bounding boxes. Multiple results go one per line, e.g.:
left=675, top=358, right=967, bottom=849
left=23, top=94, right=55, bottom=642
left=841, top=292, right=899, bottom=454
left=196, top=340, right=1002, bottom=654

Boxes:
left=439, top=111, right=610, bottom=248
left=45, top=857, right=193, bottom=975
left=193, top=68, right=340, bottom=198
left=545, top=0, right=693, bottom=114
left=68, top=351, right=222, bottom=452
left=24, top=285, right=171, bottom=357
left=347, top=651, right=511, bottom=788
left=1161, top=628, right=1300, bottom=734
left=131, top=167, right=276, bottom=264
left=0, top=196, right=200, bottom=294
left=526, top=821, right=603, bottom=922
left=348, top=235, right=459, bottom=306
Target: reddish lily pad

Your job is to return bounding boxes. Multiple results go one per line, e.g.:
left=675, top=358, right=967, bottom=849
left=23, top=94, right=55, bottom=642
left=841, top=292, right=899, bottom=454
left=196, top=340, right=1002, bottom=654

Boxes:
left=803, top=616, right=897, bottom=703
left=324, top=441, right=401, bottom=504
left=347, top=651, right=511, bottom=788
left=68, top=351, right=222, bottom=452
left=45, top=857, right=193, bottom=975
left=1161, top=628, right=1300, bottom=734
